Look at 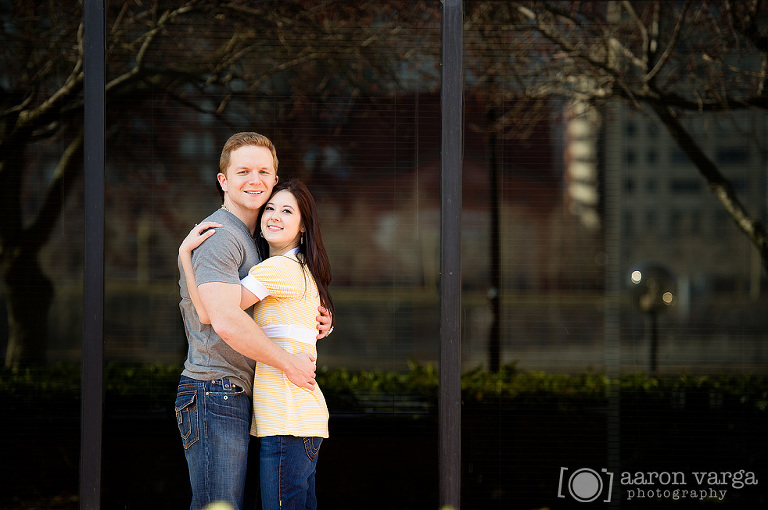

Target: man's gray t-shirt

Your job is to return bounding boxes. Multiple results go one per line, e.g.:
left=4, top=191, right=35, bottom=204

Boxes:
left=179, top=208, right=262, bottom=397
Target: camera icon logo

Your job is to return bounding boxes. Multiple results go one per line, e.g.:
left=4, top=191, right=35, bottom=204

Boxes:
left=557, top=467, right=614, bottom=503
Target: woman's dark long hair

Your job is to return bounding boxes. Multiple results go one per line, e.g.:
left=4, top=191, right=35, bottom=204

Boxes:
left=256, top=179, right=335, bottom=325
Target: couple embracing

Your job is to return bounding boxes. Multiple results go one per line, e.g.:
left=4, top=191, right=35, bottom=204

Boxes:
left=175, top=132, right=335, bottom=510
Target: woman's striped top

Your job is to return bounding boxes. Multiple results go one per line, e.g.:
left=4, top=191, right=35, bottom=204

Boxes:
left=241, top=252, right=329, bottom=438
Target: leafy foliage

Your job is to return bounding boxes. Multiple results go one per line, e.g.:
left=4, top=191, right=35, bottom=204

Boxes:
left=2, top=361, right=766, bottom=414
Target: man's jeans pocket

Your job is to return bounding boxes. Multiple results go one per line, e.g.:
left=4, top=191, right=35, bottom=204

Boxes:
left=175, top=391, right=199, bottom=449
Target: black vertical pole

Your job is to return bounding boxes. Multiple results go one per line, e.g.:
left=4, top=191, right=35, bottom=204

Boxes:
left=487, top=109, right=501, bottom=373
left=440, top=0, right=463, bottom=508
left=81, top=1, right=105, bottom=508
left=649, top=311, right=658, bottom=377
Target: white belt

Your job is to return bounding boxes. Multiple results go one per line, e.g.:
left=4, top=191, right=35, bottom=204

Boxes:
left=261, top=324, right=317, bottom=346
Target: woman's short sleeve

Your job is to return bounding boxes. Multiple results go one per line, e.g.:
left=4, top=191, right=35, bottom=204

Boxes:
left=248, top=256, right=306, bottom=299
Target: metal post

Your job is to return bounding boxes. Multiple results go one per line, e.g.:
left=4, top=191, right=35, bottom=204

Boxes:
left=81, top=1, right=105, bottom=508
left=440, top=0, right=463, bottom=508
left=649, top=311, right=658, bottom=376
left=487, top=110, right=501, bottom=373
left=603, top=101, right=621, bottom=510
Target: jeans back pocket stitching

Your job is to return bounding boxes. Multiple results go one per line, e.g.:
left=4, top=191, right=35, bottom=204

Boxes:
left=175, top=391, right=199, bottom=449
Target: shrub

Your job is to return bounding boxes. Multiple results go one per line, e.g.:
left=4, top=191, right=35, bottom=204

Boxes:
left=1, top=361, right=766, bottom=414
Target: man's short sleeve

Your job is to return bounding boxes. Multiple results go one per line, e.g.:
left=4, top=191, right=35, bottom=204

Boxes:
left=193, top=227, right=245, bottom=285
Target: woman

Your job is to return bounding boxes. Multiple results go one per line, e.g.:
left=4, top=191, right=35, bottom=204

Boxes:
left=180, top=179, right=335, bottom=510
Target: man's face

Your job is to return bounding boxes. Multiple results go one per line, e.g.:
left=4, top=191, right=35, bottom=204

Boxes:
left=218, top=145, right=277, bottom=213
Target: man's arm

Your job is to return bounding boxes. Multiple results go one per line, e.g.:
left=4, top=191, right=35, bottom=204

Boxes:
left=198, top=281, right=316, bottom=389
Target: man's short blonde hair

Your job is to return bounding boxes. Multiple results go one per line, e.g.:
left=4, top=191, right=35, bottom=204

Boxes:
left=219, top=132, right=278, bottom=175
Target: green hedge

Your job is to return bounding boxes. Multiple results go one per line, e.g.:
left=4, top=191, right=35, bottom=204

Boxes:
left=1, top=361, right=766, bottom=413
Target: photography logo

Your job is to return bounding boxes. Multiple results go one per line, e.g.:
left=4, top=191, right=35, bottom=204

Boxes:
left=558, top=467, right=614, bottom=503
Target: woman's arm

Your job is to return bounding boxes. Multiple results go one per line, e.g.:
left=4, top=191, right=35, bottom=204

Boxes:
left=240, top=286, right=259, bottom=310
left=179, top=222, right=221, bottom=324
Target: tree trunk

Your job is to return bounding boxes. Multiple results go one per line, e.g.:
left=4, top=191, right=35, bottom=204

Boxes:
left=0, top=130, right=81, bottom=368
left=3, top=247, right=54, bottom=368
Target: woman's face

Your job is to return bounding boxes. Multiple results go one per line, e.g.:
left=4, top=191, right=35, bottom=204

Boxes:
left=261, top=189, right=304, bottom=256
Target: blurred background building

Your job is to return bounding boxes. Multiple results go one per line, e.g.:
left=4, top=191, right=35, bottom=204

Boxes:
left=21, top=96, right=765, bottom=375
left=2, top=1, right=766, bottom=377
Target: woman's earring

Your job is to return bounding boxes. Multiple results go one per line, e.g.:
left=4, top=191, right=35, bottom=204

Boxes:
left=260, top=231, right=264, bottom=238
left=301, top=234, right=304, bottom=245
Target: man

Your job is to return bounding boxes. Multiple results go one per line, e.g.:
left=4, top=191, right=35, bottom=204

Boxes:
left=175, top=132, right=332, bottom=510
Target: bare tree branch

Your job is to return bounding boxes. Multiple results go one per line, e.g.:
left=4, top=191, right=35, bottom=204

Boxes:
left=646, top=1, right=690, bottom=83
left=26, top=130, right=84, bottom=253
left=649, top=99, right=768, bottom=266
left=464, top=1, right=768, bottom=270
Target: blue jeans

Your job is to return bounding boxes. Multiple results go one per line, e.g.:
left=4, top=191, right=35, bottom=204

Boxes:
left=175, top=375, right=251, bottom=510
left=260, top=435, right=323, bottom=510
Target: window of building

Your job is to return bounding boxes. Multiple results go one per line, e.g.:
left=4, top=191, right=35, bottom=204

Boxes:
left=670, top=148, right=691, bottom=165
left=716, top=147, right=749, bottom=165
left=670, top=178, right=702, bottom=193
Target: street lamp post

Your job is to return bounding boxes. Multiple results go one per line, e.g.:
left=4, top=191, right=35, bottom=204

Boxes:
left=629, top=264, right=676, bottom=377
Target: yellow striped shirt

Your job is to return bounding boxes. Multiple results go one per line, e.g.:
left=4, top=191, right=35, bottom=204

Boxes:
left=244, top=253, right=329, bottom=438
